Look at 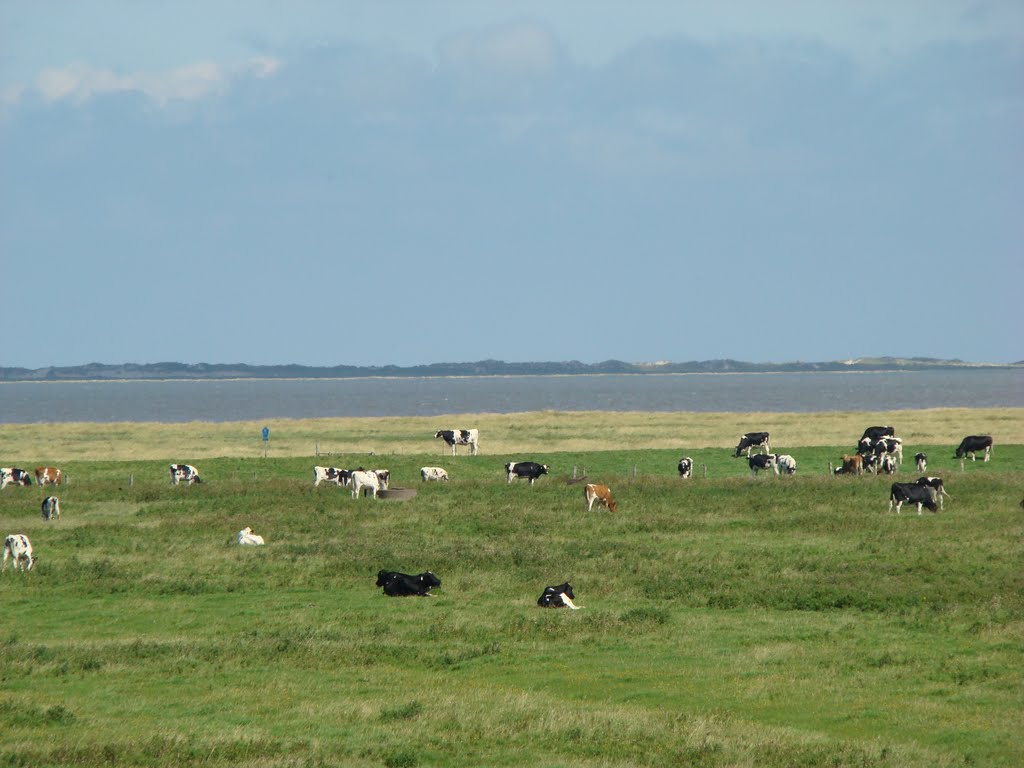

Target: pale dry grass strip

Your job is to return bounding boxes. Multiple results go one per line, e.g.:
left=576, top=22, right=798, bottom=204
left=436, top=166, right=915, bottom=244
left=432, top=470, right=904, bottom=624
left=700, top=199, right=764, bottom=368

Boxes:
left=2, top=408, right=1020, bottom=461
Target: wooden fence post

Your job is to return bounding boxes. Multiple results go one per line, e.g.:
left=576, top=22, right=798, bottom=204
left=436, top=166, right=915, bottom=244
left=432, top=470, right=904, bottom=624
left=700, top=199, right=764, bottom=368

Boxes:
left=828, top=462, right=834, bottom=476
left=129, top=473, right=133, bottom=487
left=702, top=464, right=707, bottom=479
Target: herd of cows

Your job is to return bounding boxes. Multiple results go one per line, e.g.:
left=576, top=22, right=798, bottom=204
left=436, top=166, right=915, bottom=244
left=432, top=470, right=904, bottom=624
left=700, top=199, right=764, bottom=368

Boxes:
left=0, top=427, right=1001, bottom=592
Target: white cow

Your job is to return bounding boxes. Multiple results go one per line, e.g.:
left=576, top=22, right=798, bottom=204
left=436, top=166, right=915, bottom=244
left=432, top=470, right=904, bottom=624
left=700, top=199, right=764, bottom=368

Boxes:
left=777, top=455, right=797, bottom=475
left=3, top=534, right=35, bottom=572
left=41, top=496, right=61, bottom=521
left=350, top=470, right=381, bottom=498
left=313, top=466, right=352, bottom=487
left=420, top=467, right=449, bottom=482
left=236, top=527, right=265, bottom=546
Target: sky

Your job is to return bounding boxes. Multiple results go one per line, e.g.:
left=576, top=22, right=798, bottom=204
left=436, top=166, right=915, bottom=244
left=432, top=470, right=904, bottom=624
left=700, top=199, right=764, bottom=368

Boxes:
left=1, top=1, right=1022, bottom=368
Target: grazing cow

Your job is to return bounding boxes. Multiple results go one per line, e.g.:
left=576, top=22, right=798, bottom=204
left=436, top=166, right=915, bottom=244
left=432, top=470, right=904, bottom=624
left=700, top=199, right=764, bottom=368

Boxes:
left=955, top=435, right=993, bottom=462
left=861, top=426, right=895, bottom=443
left=677, top=457, right=693, bottom=479
left=41, top=496, right=60, bottom=521
left=2, top=534, right=34, bottom=572
left=914, top=453, right=927, bottom=473
left=34, top=466, right=63, bottom=486
left=313, top=466, right=354, bottom=487
left=0, top=468, right=33, bottom=489
left=888, top=482, right=938, bottom=515
left=434, top=429, right=479, bottom=456
left=879, top=455, right=898, bottom=475
left=506, top=461, right=549, bottom=485
left=420, top=466, right=449, bottom=482
left=236, top=527, right=265, bottom=545
left=584, top=483, right=617, bottom=512
left=749, top=453, right=779, bottom=476
left=537, top=582, right=581, bottom=609
left=733, top=432, right=770, bottom=458
left=169, top=464, right=202, bottom=485
left=777, top=454, right=797, bottom=475
left=860, top=453, right=881, bottom=474
left=376, top=570, right=441, bottom=597
left=916, top=476, right=951, bottom=510
left=350, top=470, right=381, bottom=498
left=838, top=454, right=863, bottom=475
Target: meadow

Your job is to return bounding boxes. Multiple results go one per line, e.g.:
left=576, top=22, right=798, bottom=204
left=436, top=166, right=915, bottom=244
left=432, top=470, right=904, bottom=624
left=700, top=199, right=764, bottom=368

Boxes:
left=1, top=409, right=1022, bottom=767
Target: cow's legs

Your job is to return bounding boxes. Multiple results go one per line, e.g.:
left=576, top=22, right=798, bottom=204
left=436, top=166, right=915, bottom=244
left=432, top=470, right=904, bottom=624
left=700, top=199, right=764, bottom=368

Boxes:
left=560, top=593, right=581, bottom=610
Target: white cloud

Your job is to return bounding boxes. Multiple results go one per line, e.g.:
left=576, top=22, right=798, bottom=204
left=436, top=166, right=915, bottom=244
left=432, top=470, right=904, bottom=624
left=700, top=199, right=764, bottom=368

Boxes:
left=23, top=56, right=282, bottom=106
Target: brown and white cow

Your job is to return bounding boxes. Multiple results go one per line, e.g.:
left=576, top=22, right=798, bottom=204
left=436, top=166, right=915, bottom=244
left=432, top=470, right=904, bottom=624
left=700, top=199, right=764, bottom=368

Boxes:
left=837, top=454, right=863, bottom=475
left=583, top=483, right=617, bottom=512
left=34, top=466, right=63, bottom=486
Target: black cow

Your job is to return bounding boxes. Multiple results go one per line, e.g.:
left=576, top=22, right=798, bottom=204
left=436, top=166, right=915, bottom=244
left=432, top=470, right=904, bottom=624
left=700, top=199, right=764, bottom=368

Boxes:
left=506, top=461, right=549, bottom=485
left=748, top=453, right=778, bottom=476
left=677, top=457, right=693, bottom=479
left=955, top=435, right=993, bottom=462
left=861, top=426, right=895, bottom=443
left=888, top=482, right=938, bottom=514
left=375, top=570, right=441, bottom=597
left=915, top=476, right=950, bottom=510
left=733, top=432, right=770, bottom=458
left=434, top=429, right=479, bottom=456
left=537, top=582, right=580, bottom=609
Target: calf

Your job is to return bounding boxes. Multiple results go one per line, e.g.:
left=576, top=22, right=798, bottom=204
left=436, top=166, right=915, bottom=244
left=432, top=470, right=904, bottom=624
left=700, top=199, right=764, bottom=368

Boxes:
left=955, top=435, right=993, bottom=462
left=537, top=582, right=581, bottom=609
left=914, top=453, right=927, bottom=473
left=169, top=464, right=202, bottom=485
left=350, top=470, right=381, bottom=498
left=0, top=468, right=32, bottom=489
left=313, top=466, right=353, bottom=487
left=838, top=454, right=863, bottom=475
left=734, top=432, right=770, bottom=458
left=434, top=429, right=479, bottom=456
left=583, top=483, right=617, bottom=512
left=420, top=466, right=449, bottom=482
left=2, top=534, right=34, bottom=572
left=916, top=476, right=951, bottom=510
left=41, top=496, right=60, bottom=521
left=777, top=454, right=797, bottom=475
left=376, top=570, right=441, bottom=597
left=677, top=457, right=693, bottom=479
left=506, top=461, right=549, bottom=485
left=888, top=482, right=938, bottom=514
left=749, top=453, right=778, bottom=476
left=236, top=527, right=265, bottom=545
left=34, top=466, right=63, bottom=486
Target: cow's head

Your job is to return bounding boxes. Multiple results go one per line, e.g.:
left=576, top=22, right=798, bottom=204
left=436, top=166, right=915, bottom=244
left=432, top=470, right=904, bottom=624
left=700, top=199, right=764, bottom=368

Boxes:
left=554, top=582, right=574, bottom=599
left=376, top=570, right=393, bottom=587
left=419, top=572, right=441, bottom=589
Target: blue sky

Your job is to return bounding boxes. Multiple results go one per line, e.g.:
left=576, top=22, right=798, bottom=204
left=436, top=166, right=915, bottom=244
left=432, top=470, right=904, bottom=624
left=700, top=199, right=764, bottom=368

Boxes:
left=2, top=1, right=1021, bottom=368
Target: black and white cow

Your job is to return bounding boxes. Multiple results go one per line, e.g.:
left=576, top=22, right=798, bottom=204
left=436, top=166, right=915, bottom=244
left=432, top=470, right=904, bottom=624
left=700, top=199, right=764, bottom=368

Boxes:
left=955, top=435, right=993, bottom=462
left=733, top=432, right=770, bottom=458
left=861, top=426, right=895, bottom=444
left=506, top=461, right=549, bottom=485
left=434, top=429, right=479, bottom=456
left=2, top=534, right=34, bottom=572
left=677, top=457, right=693, bottom=479
left=313, top=466, right=354, bottom=487
left=169, top=464, right=202, bottom=485
left=888, top=482, right=938, bottom=514
left=861, top=453, right=881, bottom=474
left=916, top=476, right=950, bottom=510
left=41, top=496, right=60, bottom=521
left=872, top=436, right=903, bottom=465
left=375, top=570, right=441, bottom=597
left=777, top=454, right=797, bottom=475
left=350, top=470, right=382, bottom=498
left=879, top=455, right=898, bottom=475
left=0, top=467, right=33, bottom=489
left=914, top=453, right=927, bottom=473
left=749, top=453, right=778, bottom=476
left=537, top=582, right=581, bottom=609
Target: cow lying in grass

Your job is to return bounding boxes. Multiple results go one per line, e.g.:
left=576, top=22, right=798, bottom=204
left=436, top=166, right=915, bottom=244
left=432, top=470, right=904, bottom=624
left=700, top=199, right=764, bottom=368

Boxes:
left=537, top=582, right=581, bottom=609
left=376, top=570, right=441, bottom=597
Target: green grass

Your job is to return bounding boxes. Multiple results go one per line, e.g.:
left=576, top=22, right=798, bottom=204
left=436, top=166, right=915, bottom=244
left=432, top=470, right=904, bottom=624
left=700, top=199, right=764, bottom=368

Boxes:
left=1, top=440, right=1022, bottom=767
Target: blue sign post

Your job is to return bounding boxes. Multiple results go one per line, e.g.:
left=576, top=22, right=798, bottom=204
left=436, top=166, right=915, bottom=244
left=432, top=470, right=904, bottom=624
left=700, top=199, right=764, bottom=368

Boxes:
left=262, top=426, right=269, bottom=457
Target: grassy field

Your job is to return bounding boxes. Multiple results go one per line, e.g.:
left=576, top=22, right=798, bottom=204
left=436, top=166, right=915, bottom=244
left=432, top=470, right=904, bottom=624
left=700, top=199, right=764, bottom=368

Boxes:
left=1, top=409, right=1022, bottom=767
